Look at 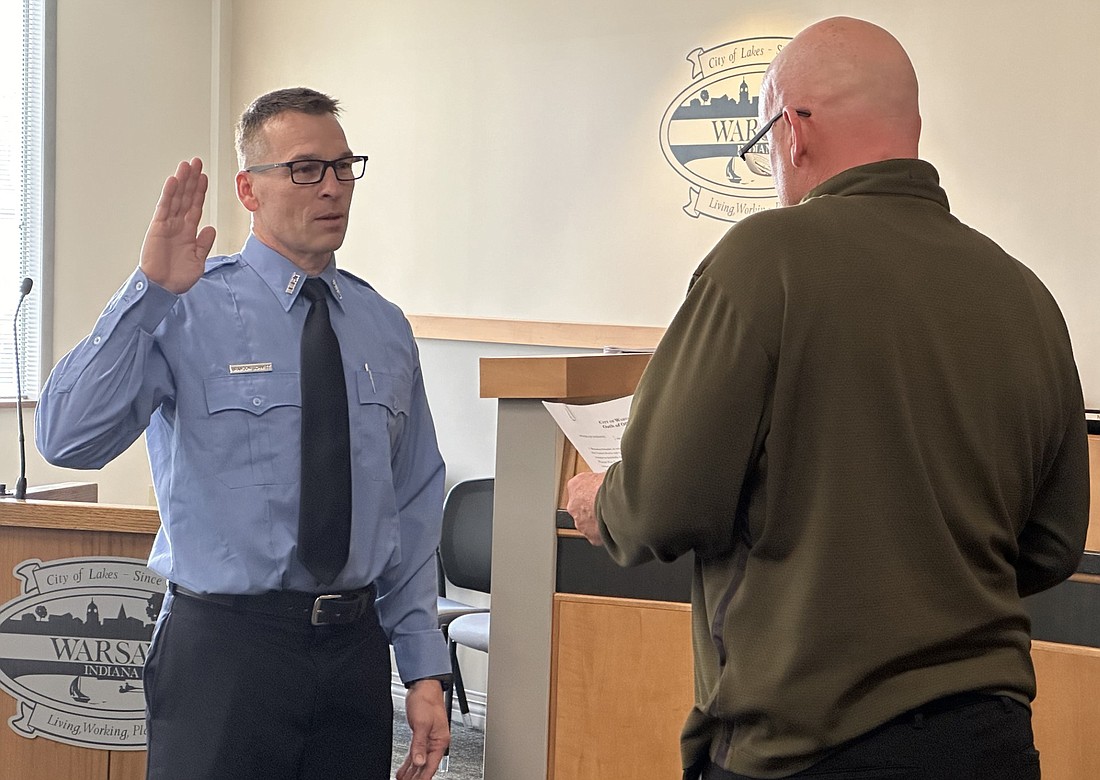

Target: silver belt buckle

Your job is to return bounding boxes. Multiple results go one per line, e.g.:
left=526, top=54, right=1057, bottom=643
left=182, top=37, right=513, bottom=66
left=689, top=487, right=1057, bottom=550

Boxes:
left=311, top=594, right=342, bottom=625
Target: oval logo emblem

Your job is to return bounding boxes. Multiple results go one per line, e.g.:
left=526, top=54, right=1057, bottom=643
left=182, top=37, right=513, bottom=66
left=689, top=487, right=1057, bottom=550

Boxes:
left=0, top=557, right=165, bottom=749
left=659, top=36, right=791, bottom=222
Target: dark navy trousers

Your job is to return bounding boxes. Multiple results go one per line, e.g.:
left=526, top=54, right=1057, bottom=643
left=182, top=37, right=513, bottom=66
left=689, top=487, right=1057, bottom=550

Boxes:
left=143, top=588, right=393, bottom=780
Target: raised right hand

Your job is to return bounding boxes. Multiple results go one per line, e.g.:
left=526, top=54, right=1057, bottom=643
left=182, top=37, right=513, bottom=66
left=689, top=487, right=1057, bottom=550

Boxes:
left=139, top=157, right=217, bottom=295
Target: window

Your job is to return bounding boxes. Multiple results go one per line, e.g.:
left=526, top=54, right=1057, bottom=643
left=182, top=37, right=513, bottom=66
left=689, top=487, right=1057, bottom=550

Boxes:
left=0, top=0, right=50, bottom=401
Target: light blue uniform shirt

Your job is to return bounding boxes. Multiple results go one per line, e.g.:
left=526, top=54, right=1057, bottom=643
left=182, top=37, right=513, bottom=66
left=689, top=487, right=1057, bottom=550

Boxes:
left=36, top=235, right=449, bottom=683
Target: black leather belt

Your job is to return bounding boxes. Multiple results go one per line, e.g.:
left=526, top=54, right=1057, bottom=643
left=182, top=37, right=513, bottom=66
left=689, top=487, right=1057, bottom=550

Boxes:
left=899, top=691, right=1006, bottom=722
left=169, top=582, right=376, bottom=626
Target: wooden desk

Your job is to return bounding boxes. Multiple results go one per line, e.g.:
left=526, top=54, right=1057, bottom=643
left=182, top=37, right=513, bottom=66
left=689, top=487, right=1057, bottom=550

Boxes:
left=0, top=498, right=158, bottom=780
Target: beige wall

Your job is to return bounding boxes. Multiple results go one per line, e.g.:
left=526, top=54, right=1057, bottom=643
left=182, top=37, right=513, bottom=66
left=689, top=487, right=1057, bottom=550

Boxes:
left=225, top=0, right=1100, bottom=403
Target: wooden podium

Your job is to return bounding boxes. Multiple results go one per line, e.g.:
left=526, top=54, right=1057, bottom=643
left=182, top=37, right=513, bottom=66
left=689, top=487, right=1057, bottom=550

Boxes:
left=480, top=353, right=692, bottom=780
left=480, top=354, right=1100, bottom=780
left=0, top=491, right=158, bottom=780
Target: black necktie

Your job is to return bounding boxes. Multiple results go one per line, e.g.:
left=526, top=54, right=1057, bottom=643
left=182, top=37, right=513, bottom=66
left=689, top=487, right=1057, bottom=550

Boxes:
left=298, top=277, right=352, bottom=585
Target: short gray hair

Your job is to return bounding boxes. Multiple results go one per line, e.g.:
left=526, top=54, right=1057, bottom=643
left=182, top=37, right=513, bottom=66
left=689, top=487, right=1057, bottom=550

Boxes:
left=235, top=87, right=341, bottom=168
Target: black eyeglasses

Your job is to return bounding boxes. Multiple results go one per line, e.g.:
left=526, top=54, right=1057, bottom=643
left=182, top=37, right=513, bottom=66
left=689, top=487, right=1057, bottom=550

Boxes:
left=244, top=155, right=368, bottom=185
left=738, top=109, right=811, bottom=160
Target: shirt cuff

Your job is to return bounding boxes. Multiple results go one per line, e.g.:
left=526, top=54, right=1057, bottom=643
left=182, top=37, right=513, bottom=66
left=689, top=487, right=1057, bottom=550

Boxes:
left=125, top=268, right=180, bottom=333
left=392, top=627, right=451, bottom=685
left=404, top=673, right=453, bottom=690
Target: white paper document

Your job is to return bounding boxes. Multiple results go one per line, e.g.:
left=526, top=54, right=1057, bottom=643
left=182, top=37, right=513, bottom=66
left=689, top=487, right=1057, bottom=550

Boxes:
left=542, top=395, right=633, bottom=473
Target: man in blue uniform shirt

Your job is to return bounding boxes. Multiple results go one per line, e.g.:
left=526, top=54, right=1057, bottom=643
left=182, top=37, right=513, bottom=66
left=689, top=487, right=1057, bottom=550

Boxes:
left=36, top=88, right=450, bottom=779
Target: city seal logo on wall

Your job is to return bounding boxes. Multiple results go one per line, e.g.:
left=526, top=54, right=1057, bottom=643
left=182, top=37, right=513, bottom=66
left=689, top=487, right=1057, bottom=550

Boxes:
left=0, top=557, right=165, bottom=750
left=660, top=36, right=791, bottom=222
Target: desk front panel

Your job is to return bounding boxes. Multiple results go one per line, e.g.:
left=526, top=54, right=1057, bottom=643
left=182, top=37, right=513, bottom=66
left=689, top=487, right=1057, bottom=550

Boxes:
left=0, top=523, right=154, bottom=780
left=549, top=595, right=692, bottom=780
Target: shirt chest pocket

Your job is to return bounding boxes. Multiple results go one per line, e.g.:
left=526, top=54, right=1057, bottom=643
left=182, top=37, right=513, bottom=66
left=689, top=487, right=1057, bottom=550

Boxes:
left=354, top=369, right=412, bottom=479
left=203, top=372, right=301, bottom=488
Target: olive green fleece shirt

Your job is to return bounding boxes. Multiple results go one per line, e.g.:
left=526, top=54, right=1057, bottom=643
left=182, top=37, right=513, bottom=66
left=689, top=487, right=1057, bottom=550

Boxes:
left=595, top=159, right=1089, bottom=778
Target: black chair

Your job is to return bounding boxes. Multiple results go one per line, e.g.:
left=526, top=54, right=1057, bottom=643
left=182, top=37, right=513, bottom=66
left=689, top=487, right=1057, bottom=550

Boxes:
left=437, top=477, right=493, bottom=727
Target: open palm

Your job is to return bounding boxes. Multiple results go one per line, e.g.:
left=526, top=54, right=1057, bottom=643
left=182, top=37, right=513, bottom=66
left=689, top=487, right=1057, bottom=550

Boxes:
left=140, top=157, right=217, bottom=294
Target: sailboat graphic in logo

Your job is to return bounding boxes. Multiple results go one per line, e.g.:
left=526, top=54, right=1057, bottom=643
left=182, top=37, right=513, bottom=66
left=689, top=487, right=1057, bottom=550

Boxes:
left=69, top=676, right=90, bottom=704
left=659, top=36, right=791, bottom=223
left=0, top=557, right=166, bottom=750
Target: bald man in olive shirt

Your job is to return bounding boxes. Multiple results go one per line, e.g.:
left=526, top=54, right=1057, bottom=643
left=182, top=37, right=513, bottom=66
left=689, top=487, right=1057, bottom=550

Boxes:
left=568, top=17, right=1088, bottom=780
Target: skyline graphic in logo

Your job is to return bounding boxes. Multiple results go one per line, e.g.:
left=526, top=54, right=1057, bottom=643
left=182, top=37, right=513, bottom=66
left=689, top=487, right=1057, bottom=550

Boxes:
left=659, top=36, right=791, bottom=223
left=0, top=557, right=165, bottom=750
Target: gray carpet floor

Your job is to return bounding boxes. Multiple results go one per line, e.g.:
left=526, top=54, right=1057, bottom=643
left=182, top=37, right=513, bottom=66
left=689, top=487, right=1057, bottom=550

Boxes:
left=390, top=705, right=484, bottom=779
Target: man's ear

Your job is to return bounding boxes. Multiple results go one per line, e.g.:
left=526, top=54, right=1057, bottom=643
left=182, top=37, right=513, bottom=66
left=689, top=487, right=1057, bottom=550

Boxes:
left=786, top=107, right=809, bottom=168
left=236, top=170, right=259, bottom=212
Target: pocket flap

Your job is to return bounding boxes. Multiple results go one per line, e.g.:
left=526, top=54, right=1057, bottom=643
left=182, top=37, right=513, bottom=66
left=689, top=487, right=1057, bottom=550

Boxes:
left=356, top=370, right=411, bottom=415
left=204, top=372, right=301, bottom=416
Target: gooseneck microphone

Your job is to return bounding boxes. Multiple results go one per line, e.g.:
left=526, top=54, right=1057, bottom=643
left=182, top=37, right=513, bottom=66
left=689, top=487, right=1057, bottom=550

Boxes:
left=14, top=277, right=32, bottom=500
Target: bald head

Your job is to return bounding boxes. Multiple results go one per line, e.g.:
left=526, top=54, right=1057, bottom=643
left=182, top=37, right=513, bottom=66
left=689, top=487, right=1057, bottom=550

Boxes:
left=760, top=17, right=921, bottom=204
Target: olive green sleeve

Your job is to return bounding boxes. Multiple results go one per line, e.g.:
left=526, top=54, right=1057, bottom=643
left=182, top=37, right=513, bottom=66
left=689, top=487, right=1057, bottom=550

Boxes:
left=1015, top=410, right=1090, bottom=597
left=595, top=273, right=773, bottom=567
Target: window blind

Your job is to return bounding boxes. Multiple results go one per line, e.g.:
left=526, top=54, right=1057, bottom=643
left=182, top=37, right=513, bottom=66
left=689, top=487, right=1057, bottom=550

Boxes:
left=0, top=0, right=47, bottom=400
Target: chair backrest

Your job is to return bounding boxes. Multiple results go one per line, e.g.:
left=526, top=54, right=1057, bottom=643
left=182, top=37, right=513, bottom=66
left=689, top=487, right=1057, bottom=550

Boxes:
left=439, top=477, right=494, bottom=595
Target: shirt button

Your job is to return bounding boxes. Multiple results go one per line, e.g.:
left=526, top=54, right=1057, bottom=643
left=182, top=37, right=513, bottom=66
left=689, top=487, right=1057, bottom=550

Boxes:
left=252, top=397, right=262, bottom=407
left=92, top=336, right=102, bottom=345
left=135, top=281, right=145, bottom=291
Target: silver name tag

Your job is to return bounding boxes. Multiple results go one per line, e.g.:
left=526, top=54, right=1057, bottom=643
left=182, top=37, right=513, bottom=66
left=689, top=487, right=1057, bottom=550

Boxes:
left=229, top=362, right=273, bottom=374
